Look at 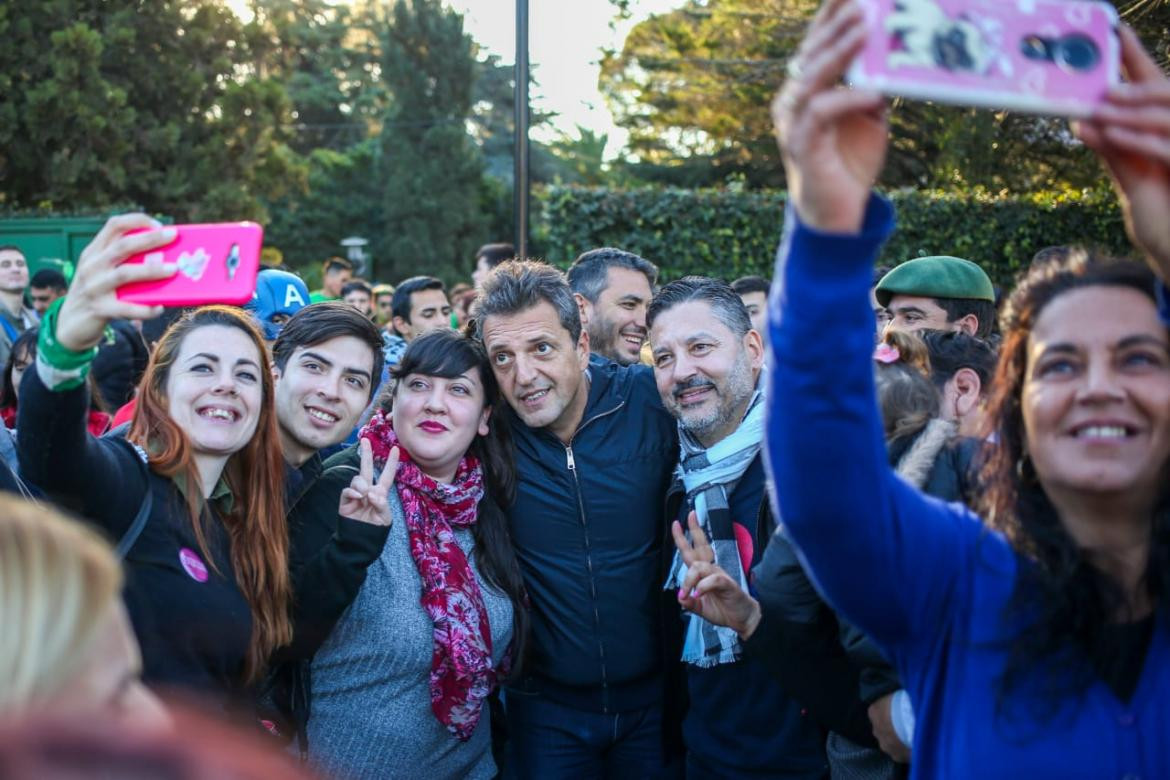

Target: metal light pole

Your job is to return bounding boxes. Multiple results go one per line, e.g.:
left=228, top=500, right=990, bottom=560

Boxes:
left=514, top=0, right=530, bottom=261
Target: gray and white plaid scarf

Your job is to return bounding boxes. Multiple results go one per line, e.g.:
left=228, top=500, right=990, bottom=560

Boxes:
left=664, top=377, right=765, bottom=667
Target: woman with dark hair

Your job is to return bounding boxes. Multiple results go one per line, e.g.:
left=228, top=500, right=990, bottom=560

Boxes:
left=285, top=327, right=527, bottom=779
left=17, top=214, right=291, bottom=715
left=679, top=3, right=1170, bottom=775
left=876, top=329, right=979, bottom=505
left=708, top=3, right=1170, bottom=774
left=1, top=328, right=111, bottom=437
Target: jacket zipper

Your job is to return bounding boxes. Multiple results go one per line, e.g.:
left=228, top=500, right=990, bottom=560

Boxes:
left=562, top=401, right=624, bottom=714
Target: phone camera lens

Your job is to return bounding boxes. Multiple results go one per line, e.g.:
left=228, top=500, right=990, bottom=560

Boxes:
left=1054, top=34, right=1099, bottom=72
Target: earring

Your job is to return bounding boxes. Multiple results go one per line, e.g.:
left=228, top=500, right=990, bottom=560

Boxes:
left=1016, top=453, right=1037, bottom=485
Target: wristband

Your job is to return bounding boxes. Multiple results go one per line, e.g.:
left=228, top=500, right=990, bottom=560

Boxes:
left=36, top=298, right=103, bottom=391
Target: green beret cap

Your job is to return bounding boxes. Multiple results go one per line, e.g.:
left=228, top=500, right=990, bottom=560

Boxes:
left=874, top=256, right=994, bottom=308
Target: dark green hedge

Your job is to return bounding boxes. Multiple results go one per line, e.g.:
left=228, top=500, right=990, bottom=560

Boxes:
left=534, top=185, right=1129, bottom=286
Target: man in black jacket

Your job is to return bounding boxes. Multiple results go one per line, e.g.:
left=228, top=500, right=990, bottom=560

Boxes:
left=257, top=302, right=386, bottom=748
left=651, top=278, right=827, bottom=779
left=475, top=260, right=679, bottom=779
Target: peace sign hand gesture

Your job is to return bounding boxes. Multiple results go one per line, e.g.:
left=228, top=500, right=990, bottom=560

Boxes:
left=339, top=438, right=400, bottom=527
left=672, top=511, right=763, bottom=640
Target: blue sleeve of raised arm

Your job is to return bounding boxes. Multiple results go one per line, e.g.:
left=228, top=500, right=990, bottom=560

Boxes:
left=764, top=195, right=976, bottom=649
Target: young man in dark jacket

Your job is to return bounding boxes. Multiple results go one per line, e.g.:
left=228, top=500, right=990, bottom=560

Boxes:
left=271, top=302, right=385, bottom=515
left=476, top=260, right=679, bottom=778
left=256, top=302, right=386, bottom=746
left=650, top=278, right=827, bottom=779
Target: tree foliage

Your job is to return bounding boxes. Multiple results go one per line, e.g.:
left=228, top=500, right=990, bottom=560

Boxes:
left=244, top=0, right=388, bottom=154
left=536, top=184, right=1128, bottom=286
left=601, top=0, right=1170, bottom=191
left=377, top=0, right=488, bottom=282
left=0, top=0, right=304, bottom=221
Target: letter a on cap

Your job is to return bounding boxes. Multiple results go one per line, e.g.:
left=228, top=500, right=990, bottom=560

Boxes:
left=284, top=285, right=307, bottom=308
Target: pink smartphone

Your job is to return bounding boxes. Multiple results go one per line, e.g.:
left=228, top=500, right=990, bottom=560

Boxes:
left=116, top=222, right=263, bottom=307
left=847, top=0, right=1119, bottom=116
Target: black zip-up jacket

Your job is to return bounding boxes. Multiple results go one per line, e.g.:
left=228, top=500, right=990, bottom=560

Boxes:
left=507, top=359, right=677, bottom=713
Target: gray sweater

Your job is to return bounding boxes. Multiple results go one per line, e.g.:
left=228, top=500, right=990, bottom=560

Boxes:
left=308, top=492, right=514, bottom=780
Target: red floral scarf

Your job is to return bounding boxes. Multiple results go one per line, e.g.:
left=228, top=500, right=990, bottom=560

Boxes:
left=360, top=411, right=497, bottom=741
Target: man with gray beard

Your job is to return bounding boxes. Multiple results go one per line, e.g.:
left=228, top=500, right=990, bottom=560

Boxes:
left=648, top=277, right=826, bottom=778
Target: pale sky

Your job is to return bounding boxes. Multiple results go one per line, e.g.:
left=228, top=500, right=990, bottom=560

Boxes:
left=447, top=0, right=683, bottom=152
left=225, top=0, right=681, bottom=155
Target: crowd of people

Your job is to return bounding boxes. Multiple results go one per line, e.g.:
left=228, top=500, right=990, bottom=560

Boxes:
left=2, top=2, right=1170, bottom=778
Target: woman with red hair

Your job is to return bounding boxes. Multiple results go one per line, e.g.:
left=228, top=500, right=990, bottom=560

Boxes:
left=17, top=214, right=291, bottom=717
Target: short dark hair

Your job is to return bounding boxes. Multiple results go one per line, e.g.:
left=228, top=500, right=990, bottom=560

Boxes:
left=322, top=256, right=353, bottom=275
left=0, top=245, right=24, bottom=257
left=392, top=276, right=446, bottom=323
left=647, top=276, right=751, bottom=336
left=730, top=275, right=769, bottom=297
left=1, top=328, right=39, bottom=408
left=271, top=301, right=384, bottom=400
left=934, top=297, right=996, bottom=339
left=921, top=330, right=998, bottom=392
left=475, top=243, right=516, bottom=272
left=1029, top=245, right=1073, bottom=271
left=567, top=248, right=658, bottom=304
left=29, top=268, right=67, bottom=292
left=473, top=260, right=581, bottom=344
left=340, top=280, right=372, bottom=298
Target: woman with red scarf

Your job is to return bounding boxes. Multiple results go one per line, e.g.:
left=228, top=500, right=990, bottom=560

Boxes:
left=282, top=328, right=528, bottom=779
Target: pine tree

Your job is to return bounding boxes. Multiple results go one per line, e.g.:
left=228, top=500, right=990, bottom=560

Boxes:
left=378, top=0, right=488, bottom=283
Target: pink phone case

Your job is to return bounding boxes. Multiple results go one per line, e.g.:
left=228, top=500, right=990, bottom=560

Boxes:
left=116, top=222, right=263, bottom=307
left=847, top=0, right=1119, bottom=116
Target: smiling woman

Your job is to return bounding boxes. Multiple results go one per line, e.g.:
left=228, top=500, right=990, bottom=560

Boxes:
left=15, top=214, right=291, bottom=717
left=761, top=2, right=1170, bottom=773
left=980, top=254, right=1170, bottom=708
left=279, top=329, right=527, bottom=779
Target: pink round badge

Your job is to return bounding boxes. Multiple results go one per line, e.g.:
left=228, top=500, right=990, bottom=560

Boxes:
left=179, top=548, right=209, bottom=583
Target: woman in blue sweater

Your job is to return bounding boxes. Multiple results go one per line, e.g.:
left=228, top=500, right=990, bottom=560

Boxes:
left=686, top=1, right=1170, bottom=776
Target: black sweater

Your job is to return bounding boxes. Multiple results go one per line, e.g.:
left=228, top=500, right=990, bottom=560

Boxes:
left=18, top=370, right=252, bottom=711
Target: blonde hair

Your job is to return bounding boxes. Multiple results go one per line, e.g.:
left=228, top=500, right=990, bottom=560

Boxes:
left=0, top=496, right=123, bottom=713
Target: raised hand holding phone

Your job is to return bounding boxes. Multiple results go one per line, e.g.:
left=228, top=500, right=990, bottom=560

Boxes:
left=773, top=0, right=888, bottom=234
left=55, top=214, right=179, bottom=352
left=116, top=222, right=262, bottom=307
left=1076, top=26, right=1170, bottom=282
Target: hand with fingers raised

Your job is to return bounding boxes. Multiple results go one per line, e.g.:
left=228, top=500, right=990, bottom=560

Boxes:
left=672, top=511, right=763, bottom=640
left=55, top=214, right=179, bottom=352
left=340, top=438, right=400, bottom=527
left=772, top=0, right=888, bottom=235
left=1075, top=26, right=1170, bottom=280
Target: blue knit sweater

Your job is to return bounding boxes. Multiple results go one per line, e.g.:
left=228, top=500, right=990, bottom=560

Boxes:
left=765, top=195, right=1170, bottom=778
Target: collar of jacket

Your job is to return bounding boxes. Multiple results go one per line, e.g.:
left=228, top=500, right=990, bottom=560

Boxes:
left=141, top=436, right=234, bottom=512
left=566, top=363, right=625, bottom=440
left=284, top=451, right=325, bottom=511
left=172, top=471, right=234, bottom=513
